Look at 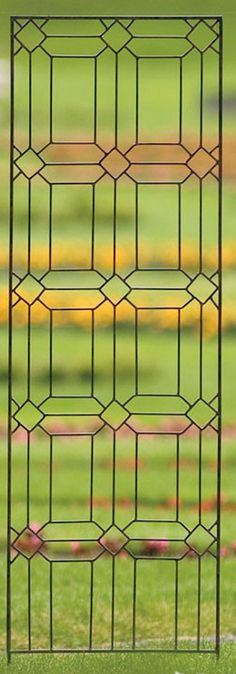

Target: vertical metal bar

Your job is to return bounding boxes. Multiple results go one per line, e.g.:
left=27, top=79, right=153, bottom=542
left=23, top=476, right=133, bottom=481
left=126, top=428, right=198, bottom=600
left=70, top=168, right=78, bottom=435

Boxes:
left=90, top=435, right=94, bottom=521
left=135, top=183, right=138, bottom=269
left=199, top=180, right=203, bottom=273
left=27, top=305, right=31, bottom=399
left=134, top=434, right=138, bottom=520
left=90, top=309, right=94, bottom=397
left=197, top=556, right=201, bottom=650
left=92, top=57, right=96, bottom=278
left=199, top=48, right=204, bottom=283
left=49, top=563, right=53, bottom=650
left=89, top=562, right=94, bottom=649
left=177, top=308, right=181, bottom=395
left=216, top=15, right=223, bottom=659
left=113, top=306, right=116, bottom=401
left=27, top=180, right=31, bottom=273
left=179, top=58, right=182, bottom=144
left=49, top=436, right=53, bottom=521
left=111, top=556, right=115, bottom=649
left=7, top=16, right=14, bottom=665
left=49, top=311, right=53, bottom=396
left=178, top=184, right=181, bottom=270
left=29, top=51, right=32, bottom=147
left=199, top=303, right=203, bottom=399
left=28, top=560, right=31, bottom=651
left=49, top=185, right=52, bottom=271
left=135, top=308, right=138, bottom=395
left=91, top=310, right=95, bottom=397
left=198, top=430, right=202, bottom=524
left=132, top=559, right=137, bottom=649
left=115, top=52, right=118, bottom=147
left=113, top=182, right=117, bottom=277
left=200, top=51, right=203, bottom=147
left=135, top=58, right=139, bottom=144
left=26, top=431, right=30, bottom=526
left=176, top=435, right=179, bottom=521
left=50, top=57, right=53, bottom=143
left=91, top=185, right=95, bottom=270
left=90, top=311, right=95, bottom=536
left=112, top=431, right=116, bottom=525
left=175, top=560, right=178, bottom=649
left=94, top=57, right=97, bottom=144
left=110, top=48, right=119, bottom=649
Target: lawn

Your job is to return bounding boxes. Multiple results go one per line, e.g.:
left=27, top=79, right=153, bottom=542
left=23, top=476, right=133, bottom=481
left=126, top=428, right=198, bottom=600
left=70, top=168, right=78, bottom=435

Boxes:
left=0, top=645, right=236, bottom=674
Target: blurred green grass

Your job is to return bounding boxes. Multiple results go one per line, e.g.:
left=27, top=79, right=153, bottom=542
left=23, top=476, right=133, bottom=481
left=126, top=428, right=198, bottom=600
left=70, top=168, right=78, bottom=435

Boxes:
left=0, top=644, right=236, bottom=674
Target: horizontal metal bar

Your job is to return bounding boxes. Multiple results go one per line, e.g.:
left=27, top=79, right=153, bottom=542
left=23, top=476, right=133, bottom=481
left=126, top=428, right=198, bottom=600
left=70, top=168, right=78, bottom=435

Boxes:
left=11, top=15, right=222, bottom=19
left=11, top=647, right=217, bottom=654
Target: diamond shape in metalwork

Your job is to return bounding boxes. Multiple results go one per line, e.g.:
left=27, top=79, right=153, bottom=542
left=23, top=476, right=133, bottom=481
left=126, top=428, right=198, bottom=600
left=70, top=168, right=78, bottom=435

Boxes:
left=101, top=149, right=129, bottom=179
left=189, top=22, right=216, bottom=52
left=17, top=21, right=45, bottom=51
left=14, top=401, right=44, bottom=431
left=103, top=22, right=130, bottom=52
left=187, top=148, right=215, bottom=178
left=187, top=273, right=216, bottom=303
left=187, top=399, right=216, bottom=429
left=13, top=528, right=43, bottom=558
left=15, top=149, right=44, bottom=178
left=102, top=275, right=130, bottom=305
left=101, top=400, right=130, bottom=430
left=15, top=274, right=43, bottom=305
left=99, top=525, right=128, bottom=555
left=186, top=525, right=215, bottom=555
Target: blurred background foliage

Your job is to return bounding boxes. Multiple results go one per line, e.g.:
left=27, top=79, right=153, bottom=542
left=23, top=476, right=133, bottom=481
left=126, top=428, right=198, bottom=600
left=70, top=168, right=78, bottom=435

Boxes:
left=0, top=0, right=236, bottom=657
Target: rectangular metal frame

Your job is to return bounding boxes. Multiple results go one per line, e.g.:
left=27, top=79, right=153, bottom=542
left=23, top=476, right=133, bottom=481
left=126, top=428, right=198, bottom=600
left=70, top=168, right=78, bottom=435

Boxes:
left=8, top=14, right=223, bottom=660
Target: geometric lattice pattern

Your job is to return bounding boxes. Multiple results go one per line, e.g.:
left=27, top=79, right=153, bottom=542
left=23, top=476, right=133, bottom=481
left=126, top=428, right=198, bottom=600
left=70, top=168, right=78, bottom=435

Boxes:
left=12, top=527, right=43, bottom=558
left=188, top=22, right=217, bottom=52
left=8, top=14, right=222, bottom=659
left=187, top=273, right=216, bottom=303
left=101, top=149, right=130, bottom=178
left=14, top=400, right=44, bottom=431
left=14, top=274, right=43, bottom=304
left=101, top=275, right=130, bottom=304
left=100, top=400, right=130, bottom=429
left=15, top=149, right=44, bottom=178
left=187, top=399, right=217, bottom=429
left=99, top=526, right=128, bottom=554
left=102, top=23, right=131, bottom=52
left=187, top=148, right=216, bottom=178
left=16, top=22, right=45, bottom=51
left=186, top=525, right=215, bottom=556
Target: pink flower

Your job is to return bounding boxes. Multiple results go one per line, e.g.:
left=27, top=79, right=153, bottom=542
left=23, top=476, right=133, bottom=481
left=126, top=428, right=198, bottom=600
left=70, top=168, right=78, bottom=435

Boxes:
left=187, top=549, right=197, bottom=559
left=30, top=522, right=41, bottom=533
left=30, top=534, right=41, bottom=549
left=27, top=523, right=42, bottom=548
left=119, top=550, right=128, bottom=559
left=15, top=527, right=42, bottom=553
left=145, top=539, right=169, bottom=555
left=71, top=542, right=80, bottom=555
left=220, top=546, right=228, bottom=558
left=157, top=540, right=169, bottom=553
left=231, top=540, right=236, bottom=553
